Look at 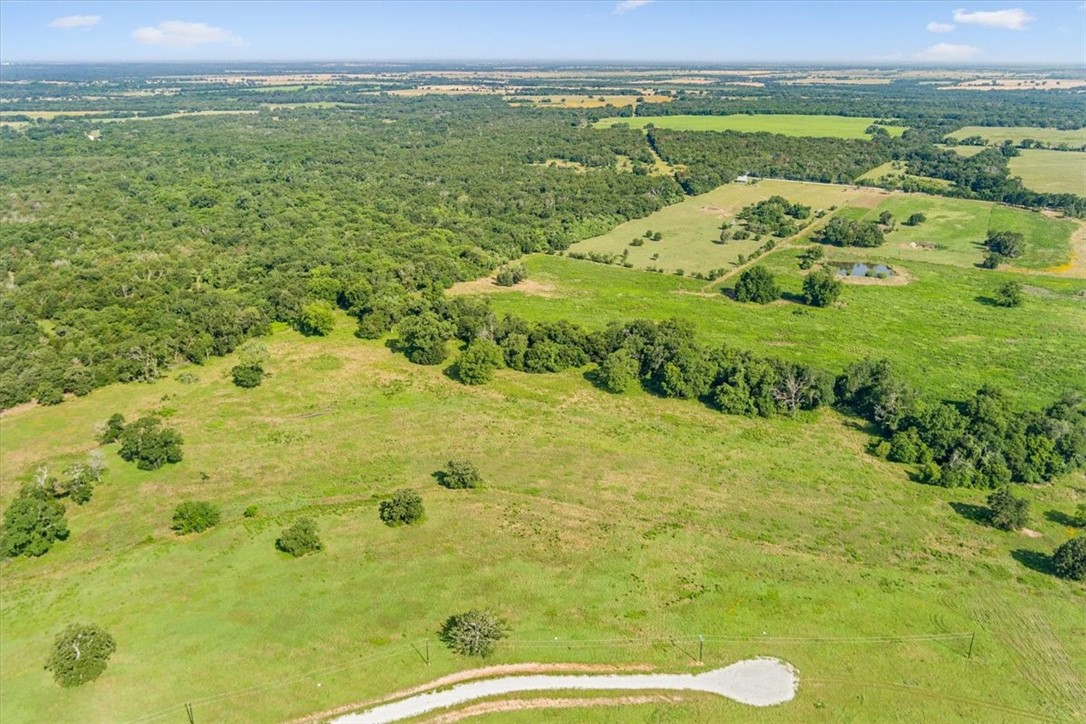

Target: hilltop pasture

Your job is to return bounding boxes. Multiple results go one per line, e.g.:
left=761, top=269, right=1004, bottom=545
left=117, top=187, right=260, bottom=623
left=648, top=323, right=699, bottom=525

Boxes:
left=594, top=114, right=907, bottom=139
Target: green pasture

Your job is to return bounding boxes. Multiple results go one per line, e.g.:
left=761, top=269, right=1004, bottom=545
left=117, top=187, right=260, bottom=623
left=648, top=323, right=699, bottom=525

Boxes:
left=1009, top=150, right=1086, bottom=195
left=946, top=126, right=1086, bottom=148
left=857, top=161, right=954, bottom=189
left=1, top=311, right=1084, bottom=723
left=594, top=114, right=907, bottom=139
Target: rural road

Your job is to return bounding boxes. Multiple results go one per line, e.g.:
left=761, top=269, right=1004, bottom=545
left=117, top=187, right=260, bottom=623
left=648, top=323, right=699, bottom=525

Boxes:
left=333, top=657, right=798, bottom=723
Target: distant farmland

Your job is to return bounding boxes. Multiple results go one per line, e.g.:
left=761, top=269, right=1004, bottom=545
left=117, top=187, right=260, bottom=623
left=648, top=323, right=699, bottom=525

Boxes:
left=594, top=114, right=906, bottom=139
left=946, top=125, right=1086, bottom=147
left=1008, top=149, right=1086, bottom=195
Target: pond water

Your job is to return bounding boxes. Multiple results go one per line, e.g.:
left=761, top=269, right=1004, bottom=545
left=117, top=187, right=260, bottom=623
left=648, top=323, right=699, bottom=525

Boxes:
left=836, top=262, right=894, bottom=278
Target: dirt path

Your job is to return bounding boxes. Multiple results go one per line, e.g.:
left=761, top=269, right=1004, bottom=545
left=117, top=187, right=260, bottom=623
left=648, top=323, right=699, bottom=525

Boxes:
left=331, top=658, right=798, bottom=723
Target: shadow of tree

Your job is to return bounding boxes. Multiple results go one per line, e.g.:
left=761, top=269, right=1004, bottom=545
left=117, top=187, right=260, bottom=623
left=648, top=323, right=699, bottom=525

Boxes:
left=974, top=295, right=1000, bottom=307
left=1010, top=548, right=1053, bottom=576
left=780, top=291, right=806, bottom=304
left=949, top=501, right=990, bottom=526
left=1044, top=509, right=1081, bottom=527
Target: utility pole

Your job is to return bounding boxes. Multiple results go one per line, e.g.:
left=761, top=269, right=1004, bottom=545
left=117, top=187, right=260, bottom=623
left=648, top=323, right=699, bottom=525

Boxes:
left=698, top=635, right=704, bottom=664
left=185, top=702, right=195, bottom=724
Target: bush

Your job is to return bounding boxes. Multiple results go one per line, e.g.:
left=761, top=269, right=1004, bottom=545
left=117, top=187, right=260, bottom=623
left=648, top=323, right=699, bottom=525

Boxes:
left=36, top=385, right=64, bottom=406
left=99, top=413, right=126, bottom=444
left=597, top=348, right=640, bottom=393
left=993, top=280, right=1023, bottom=308
left=440, top=610, right=508, bottom=657
left=172, top=501, right=221, bottom=534
left=904, top=212, right=926, bottom=226
left=456, top=339, right=504, bottom=385
left=243, top=505, right=258, bottom=518
left=296, top=301, right=336, bottom=336
left=276, top=518, right=322, bottom=556
left=733, top=266, right=780, bottom=304
left=495, top=264, right=527, bottom=287
left=117, top=416, right=184, bottom=470
left=45, top=624, right=116, bottom=687
left=1, top=486, right=69, bottom=557
left=980, top=252, right=1002, bottom=269
left=231, top=364, right=264, bottom=388
left=985, top=230, right=1024, bottom=259
left=439, top=460, right=482, bottom=489
left=802, top=267, right=842, bottom=307
left=379, top=488, right=424, bottom=526
left=1051, top=537, right=1086, bottom=580
left=987, top=487, right=1029, bottom=531
left=398, top=312, right=454, bottom=366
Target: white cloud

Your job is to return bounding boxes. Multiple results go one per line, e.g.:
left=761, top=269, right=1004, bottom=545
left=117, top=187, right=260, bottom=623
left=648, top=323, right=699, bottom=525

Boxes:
left=132, top=20, right=242, bottom=48
left=48, top=15, right=102, bottom=29
left=915, top=43, right=982, bottom=62
left=952, top=8, right=1035, bottom=30
left=927, top=21, right=956, bottom=33
left=614, top=0, right=653, bottom=14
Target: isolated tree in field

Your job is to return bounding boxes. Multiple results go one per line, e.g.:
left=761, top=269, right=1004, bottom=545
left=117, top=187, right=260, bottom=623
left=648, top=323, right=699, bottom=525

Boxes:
left=456, top=339, right=504, bottom=385
left=1, top=486, right=69, bottom=557
left=296, top=301, right=337, bottom=336
left=232, top=341, right=269, bottom=387
left=276, top=518, right=322, bottom=556
left=993, top=280, right=1023, bottom=308
left=440, top=610, right=508, bottom=657
left=802, top=267, right=842, bottom=307
left=797, top=245, right=823, bottom=270
left=878, top=210, right=894, bottom=226
left=379, top=488, right=424, bottom=526
left=733, top=266, right=780, bottom=304
left=231, top=364, right=264, bottom=388
left=172, top=501, right=221, bottom=534
left=439, top=459, right=482, bottom=489
left=495, top=264, right=527, bottom=287
left=45, top=624, right=116, bottom=687
left=904, top=212, right=926, bottom=226
left=1051, top=537, right=1086, bottom=580
left=117, top=416, right=183, bottom=470
left=985, top=230, right=1024, bottom=259
left=987, top=487, right=1029, bottom=531
left=597, top=348, right=640, bottom=393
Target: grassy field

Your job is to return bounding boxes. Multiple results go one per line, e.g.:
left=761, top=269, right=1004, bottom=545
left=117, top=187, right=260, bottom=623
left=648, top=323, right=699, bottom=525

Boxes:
left=568, top=180, right=889, bottom=274
left=512, top=95, right=673, bottom=109
left=857, top=161, right=955, bottom=189
left=594, top=115, right=906, bottom=139
left=946, top=126, right=1086, bottom=148
left=2, top=306, right=1084, bottom=723
left=943, top=145, right=988, bottom=157
left=1009, top=150, right=1086, bottom=195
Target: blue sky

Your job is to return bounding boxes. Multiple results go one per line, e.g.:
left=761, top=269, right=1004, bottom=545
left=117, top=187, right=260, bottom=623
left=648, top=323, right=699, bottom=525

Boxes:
left=1, top=1, right=1084, bottom=64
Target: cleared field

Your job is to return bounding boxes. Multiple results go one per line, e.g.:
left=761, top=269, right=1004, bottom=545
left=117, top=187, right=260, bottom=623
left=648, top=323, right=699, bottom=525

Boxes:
left=568, top=180, right=887, bottom=274
left=2, top=307, right=1084, bottom=723
left=857, top=161, right=954, bottom=189
left=512, top=95, right=673, bottom=109
left=594, top=114, right=906, bottom=139
left=946, top=126, right=1086, bottom=148
left=1009, top=149, right=1086, bottom=195
left=942, top=145, right=987, bottom=157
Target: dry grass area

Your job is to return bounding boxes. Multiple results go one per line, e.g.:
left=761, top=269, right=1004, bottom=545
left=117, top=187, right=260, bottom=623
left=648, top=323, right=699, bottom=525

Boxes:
left=447, top=277, right=560, bottom=297
left=943, top=79, right=1086, bottom=91
left=512, top=95, right=673, bottom=109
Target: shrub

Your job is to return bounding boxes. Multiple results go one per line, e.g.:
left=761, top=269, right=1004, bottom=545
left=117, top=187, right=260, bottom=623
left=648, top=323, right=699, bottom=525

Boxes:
left=457, top=339, right=504, bottom=385
left=36, top=385, right=64, bottom=406
left=1, top=486, right=69, bottom=558
left=440, top=610, right=508, bottom=657
left=597, top=348, right=640, bottom=393
left=398, top=312, right=454, bottom=366
left=802, top=267, right=842, bottom=307
left=980, top=252, right=1002, bottom=269
left=1051, top=537, right=1086, bottom=580
left=45, top=624, right=116, bottom=687
left=904, top=212, right=926, bottom=226
left=495, top=264, right=528, bottom=287
left=985, top=230, right=1024, bottom=259
left=276, top=518, right=322, bottom=556
left=243, top=505, right=258, bottom=518
left=993, top=281, right=1023, bottom=308
left=118, top=416, right=183, bottom=470
left=379, top=488, right=424, bottom=526
left=99, top=413, right=126, bottom=444
left=733, top=266, right=780, bottom=304
left=439, top=460, right=482, bottom=489
left=296, top=301, right=336, bottom=336
left=231, top=364, right=264, bottom=388
left=888, top=428, right=931, bottom=464
left=172, top=501, right=221, bottom=534
left=987, top=487, right=1029, bottom=531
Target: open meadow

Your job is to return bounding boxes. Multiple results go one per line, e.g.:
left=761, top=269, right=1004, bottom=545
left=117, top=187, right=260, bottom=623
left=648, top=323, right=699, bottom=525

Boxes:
left=593, top=114, right=906, bottom=139
left=946, top=126, right=1086, bottom=148
left=1008, top=150, right=1086, bottom=196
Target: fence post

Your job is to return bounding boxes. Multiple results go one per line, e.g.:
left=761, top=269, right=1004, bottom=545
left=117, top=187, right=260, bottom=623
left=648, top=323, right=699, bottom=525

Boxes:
left=698, top=635, right=704, bottom=664
left=968, top=633, right=975, bottom=659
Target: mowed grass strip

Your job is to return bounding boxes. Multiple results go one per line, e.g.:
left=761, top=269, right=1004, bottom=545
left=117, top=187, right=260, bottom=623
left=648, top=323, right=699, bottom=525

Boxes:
left=1008, top=149, right=1086, bottom=196
left=594, top=114, right=906, bottom=139
left=1, top=316, right=1084, bottom=722
left=946, top=126, right=1086, bottom=147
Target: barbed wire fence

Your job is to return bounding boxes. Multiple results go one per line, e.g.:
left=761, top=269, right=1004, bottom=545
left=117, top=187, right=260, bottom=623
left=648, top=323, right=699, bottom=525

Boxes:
left=127, top=631, right=981, bottom=724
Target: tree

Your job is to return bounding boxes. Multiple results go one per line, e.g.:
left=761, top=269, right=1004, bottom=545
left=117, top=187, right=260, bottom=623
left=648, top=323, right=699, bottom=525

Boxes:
left=987, top=487, right=1029, bottom=531
left=397, top=312, right=454, bottom=366
left=985, top=230, right=1024, bottom=259
left=172, top=501, right=221, bottom=534
left=802, top=267, right=842, bottom=307
left=45, top=624, right=116, bottom=687
left=980, top=252, right=1002, bottom=269
left=495, top=264, right=527, bottom=287
left=231, top=364, right=264, bottom=388
left=296, top=301, right=336, bottom=336
left=439, top=459, right=482, bottom=489
left=276, top=518, right=322, bottom=556
left=878, top=210, right=893, bottom=226
left=904, top=212, right=926, bottom=226
left=117, top=416, right=183, bottom=470
left=379, top=488, right=424, bottom=526
left=440, top=610, right=508, bottom=657
left=1, top=486, right=69, bottom=557
left=993, top=280, right=1023, bottom=308
left=733, top=266, right=780, bottom=304
left=597, top=348, right=640, bottom=393
left=456, top=339, right=504, bottom=385
left=1051, top=537, right=1086, bottom=580
left=99, top=413, right=126, bottom=444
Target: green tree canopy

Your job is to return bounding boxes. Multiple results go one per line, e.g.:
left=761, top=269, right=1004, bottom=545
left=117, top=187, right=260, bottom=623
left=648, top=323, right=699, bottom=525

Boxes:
left=733, top=266, right=780, bottom=304
left=45, top=624, right=117, bottom=688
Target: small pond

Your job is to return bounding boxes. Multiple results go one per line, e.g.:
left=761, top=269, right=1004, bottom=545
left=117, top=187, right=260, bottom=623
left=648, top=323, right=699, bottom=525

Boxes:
left=835, top=262, right=894, bottom=278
